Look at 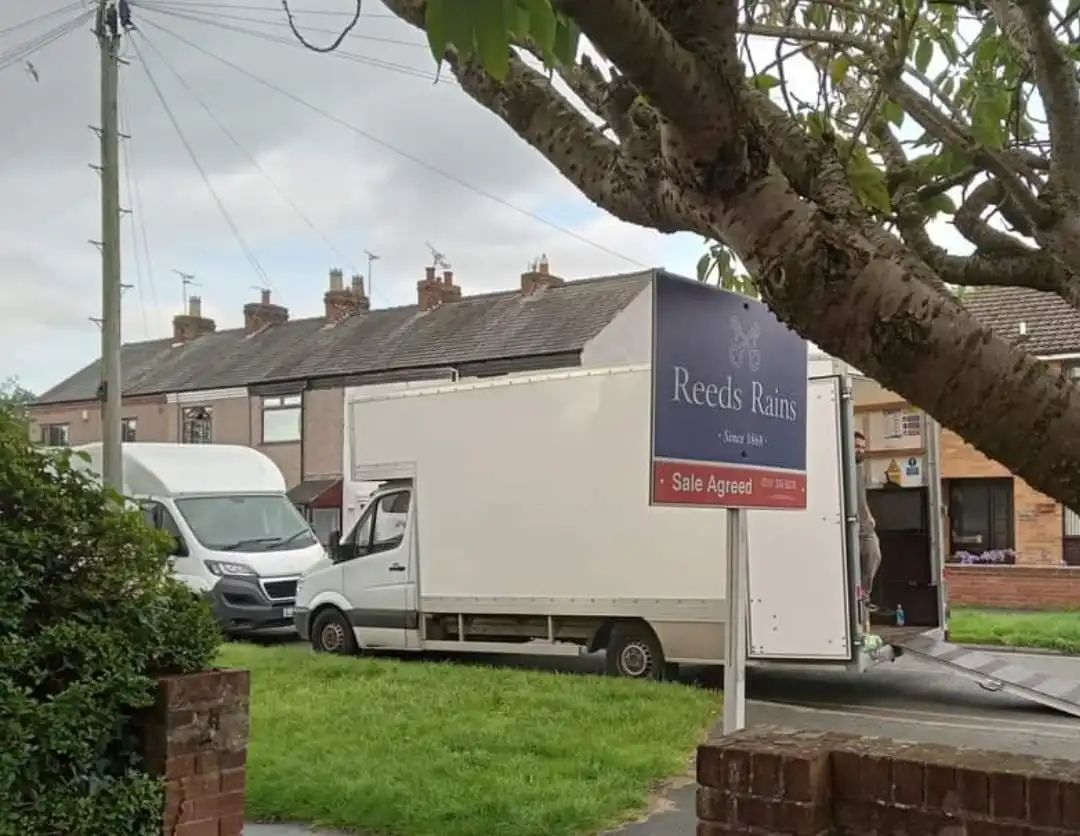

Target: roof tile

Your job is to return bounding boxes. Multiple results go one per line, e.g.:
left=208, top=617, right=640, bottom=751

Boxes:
left=36, top=270, right=655, bottom=405
left=961, top=286, right=1080, bottom=356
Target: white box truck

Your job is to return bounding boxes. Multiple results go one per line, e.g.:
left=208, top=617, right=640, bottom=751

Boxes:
left=294, top=365, right=1080, bottom=716
left=73, top=442, right=325, bottom=637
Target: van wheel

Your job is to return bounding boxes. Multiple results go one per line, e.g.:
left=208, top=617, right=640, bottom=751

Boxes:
left=606, top=623, right=664, bottom=680
left=311, top=608, right=357, bottom=655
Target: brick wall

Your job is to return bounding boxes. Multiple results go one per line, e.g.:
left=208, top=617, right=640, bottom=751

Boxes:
left=697, top=726, right=1080, bottom=835
left=140, top=668, right=251, bottom=836
left=946, top=565, right=1080, bottom=610
left=941, top=429, right=1064, bottom=565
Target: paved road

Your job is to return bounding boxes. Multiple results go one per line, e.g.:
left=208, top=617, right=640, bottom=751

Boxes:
left=609, top=650, right=1080, bottom=836
left=245, top=649, right=1080, bottom=836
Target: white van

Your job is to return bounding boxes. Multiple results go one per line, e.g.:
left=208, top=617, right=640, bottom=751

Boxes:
left=73, top=442, right=325, bottom=636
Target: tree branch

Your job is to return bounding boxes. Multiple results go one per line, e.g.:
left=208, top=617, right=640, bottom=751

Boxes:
left=554, top=0, right=751, bottom=191
left=1008, top=0, right=1080, bottom=195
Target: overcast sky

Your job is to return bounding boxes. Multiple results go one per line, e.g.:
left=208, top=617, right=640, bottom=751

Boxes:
left=0, top=0, right=711, bottom=394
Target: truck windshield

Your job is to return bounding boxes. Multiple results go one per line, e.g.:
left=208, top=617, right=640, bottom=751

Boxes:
left=174, top=494, right=317, bottom=553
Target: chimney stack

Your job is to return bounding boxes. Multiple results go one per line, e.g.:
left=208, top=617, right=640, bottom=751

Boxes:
left=172, top=295, right=216, bottom=342
left=324, top=267, right=369, bottom=323
left=521, top=253, right=565, bottom=295
left=418, top=264, right=462, bottom=311
left=243, top=288, right=289, bottom=335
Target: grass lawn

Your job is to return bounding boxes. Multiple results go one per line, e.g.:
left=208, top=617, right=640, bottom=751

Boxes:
left=220, top=644, right=720, bottom=836
left=949, top=607, right=1080, bottom=654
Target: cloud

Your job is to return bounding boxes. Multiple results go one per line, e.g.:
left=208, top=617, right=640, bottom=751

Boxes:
left=0, top=0, right=702, bottom=394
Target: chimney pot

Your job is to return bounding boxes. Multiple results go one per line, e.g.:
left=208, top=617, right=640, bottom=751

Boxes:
left=521, top=258, right=565, bottom=295
left=173, top=295, right=216, bottom=342
left=244, top=290, right=289, bottom=335
left=329, top=267, right=344, bottom=291
left=418, top=264, right=462, bottom=310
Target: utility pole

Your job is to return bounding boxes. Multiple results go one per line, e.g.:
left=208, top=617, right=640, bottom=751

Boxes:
left=96, top=0, right=123, bottom=491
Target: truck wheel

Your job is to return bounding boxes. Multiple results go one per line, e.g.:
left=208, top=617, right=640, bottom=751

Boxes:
left=606, top=623, right=664, bottom=680
left=311, top=608, right=357, bottom=655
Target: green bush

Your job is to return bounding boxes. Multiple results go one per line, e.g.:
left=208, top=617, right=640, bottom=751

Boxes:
left=0, top=405, right=221, bottom=836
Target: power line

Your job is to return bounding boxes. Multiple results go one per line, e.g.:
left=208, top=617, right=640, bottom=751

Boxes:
left=0, top=9, right=95, bottom=74
left=136, top=27, right=373, bottom=297
left=129, top=33, right=275, bottom=291
left=0, top=1, right=85, bottom=38
left=134, top=0, right=398, bottom=18
left=119, top=94, right=156, bottom=338
left=137, top=2, right=426, bottom=48
left=120, top=96, right=163, bottom=333
left=139, top=18, right=649, bottom=268
left=137, top=4, right=447, bottom=83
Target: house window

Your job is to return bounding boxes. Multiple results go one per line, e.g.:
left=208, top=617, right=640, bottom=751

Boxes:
left=947, top=478, right=1014, bottom=555
left=122, top=417, right=137, bottom=442
left=181, top=406, right=213, bottom=444
left=39, top=423, right=70, bottom=446
left=1064, top=362, right=1080, bottom=381
left=262, top=394, right=302, bottom=444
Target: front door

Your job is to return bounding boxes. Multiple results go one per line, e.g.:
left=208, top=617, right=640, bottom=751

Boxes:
left=337, top=487, right=414, bottom=649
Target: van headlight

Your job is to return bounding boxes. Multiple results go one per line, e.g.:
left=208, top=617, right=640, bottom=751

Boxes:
left=205, top=560, right=257, bottom=578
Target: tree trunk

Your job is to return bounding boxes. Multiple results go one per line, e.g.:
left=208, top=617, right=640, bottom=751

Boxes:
left=731, top=174, right=1080, bottom=511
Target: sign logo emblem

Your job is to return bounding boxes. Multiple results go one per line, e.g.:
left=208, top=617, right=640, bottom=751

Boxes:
left=729, top=316, right=762, bottom=372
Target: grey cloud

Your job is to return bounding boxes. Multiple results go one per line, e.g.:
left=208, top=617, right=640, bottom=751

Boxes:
left=1, top=0, right=686, bottom=393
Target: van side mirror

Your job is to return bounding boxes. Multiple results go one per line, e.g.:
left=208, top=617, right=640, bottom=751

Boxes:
left=169, top=536, right=189, bottom=558
left=327, top=530, right=341, bottom=553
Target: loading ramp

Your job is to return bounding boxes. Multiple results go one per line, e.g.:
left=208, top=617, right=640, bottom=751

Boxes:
left=896, top=633, right=1080, bottom=719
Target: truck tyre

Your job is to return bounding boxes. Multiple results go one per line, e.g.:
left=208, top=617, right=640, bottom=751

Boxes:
left=311, top=608, right=358, bottom=655
left=606, top=623, right=664, bottom=680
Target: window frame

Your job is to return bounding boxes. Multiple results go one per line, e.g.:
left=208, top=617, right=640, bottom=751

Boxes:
left=947, top=477, right=1015, bottom=555
left=39, top=422, right=70, bottom=446
left=121, top=416, right=137, bottom=442
left=338, top=489, right=411, bottom=562
left=181, top=406, right=213, bottom=444
left=261, top=394, right=302, bottom=444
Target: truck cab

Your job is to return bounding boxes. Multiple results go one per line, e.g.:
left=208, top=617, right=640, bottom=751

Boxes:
left=296, top=478, right=417, bottom=652
left=73, top=442, right=326, bottom=636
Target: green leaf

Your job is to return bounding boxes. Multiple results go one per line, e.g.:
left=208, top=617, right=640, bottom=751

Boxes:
left=971, top=95, right=1004, bottom=148
left=424, top=0, right=449, bottom=65
left=751, top=73, right=781, bottom=91
left=522, top=0, right=557, bottom=60
left=696, top=253, right=713, bottom=282
left=914, top=37, right=933, bottom=74
left=552, top=16, right=581, bottom=66
left=473, top=0, right=511, bottom=80
left=925, top=193, right=957, bottom=216
left=848, top=158, right=891, bottom=213
left=882, top=98, right=904, bottom=127
left=829, top=55, right=850, bottom=86
left=1070, top=0, right=1080, bottom=17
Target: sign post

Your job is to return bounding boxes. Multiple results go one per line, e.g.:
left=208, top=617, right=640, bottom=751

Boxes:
left=649, top=274, right=809, bottom=734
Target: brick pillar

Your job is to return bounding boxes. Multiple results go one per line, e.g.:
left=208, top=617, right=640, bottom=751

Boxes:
left=140, top=668, right=251, bottom=836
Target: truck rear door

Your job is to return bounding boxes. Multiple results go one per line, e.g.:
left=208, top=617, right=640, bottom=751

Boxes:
left=745, top=375, right=855, bottom=661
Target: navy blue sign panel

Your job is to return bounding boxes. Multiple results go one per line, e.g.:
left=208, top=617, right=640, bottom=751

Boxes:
left=650, top=273, right=809, bottom=509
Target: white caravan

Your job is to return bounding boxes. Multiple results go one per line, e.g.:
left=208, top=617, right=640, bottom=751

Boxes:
left=73, top=442, right=324, bottom=636
left=295, top=365, right=1080, bottom=717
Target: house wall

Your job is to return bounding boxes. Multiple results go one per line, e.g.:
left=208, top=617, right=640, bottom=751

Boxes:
left=939, top=429, right=1062, bottom=566
left=31, top=396, right=175, bottom=445
left=843, top=371, right=1079, bottom=610
left=580, top=285, right=651, bottom=366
